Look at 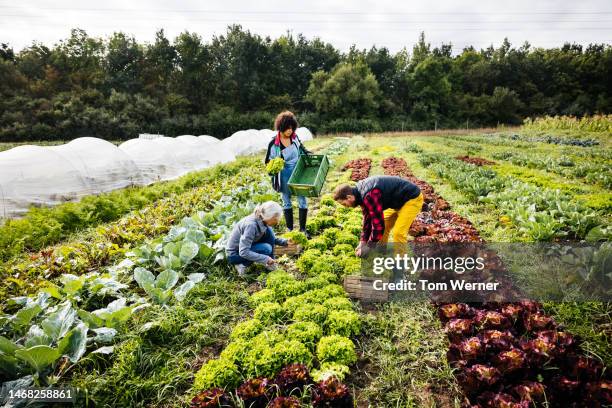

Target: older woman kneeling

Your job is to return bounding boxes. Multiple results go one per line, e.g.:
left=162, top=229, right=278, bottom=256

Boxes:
left=226, top=201, right=288, bottom=276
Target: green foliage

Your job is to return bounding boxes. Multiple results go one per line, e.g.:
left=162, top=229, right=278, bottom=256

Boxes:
left=523, top=115, right=612, bottom=133
left=266, top=157, right=285, bottom=174
left=404, top=142, right=423, bottom=153
left=304, top=273, right=339, bottom=290
left=264, top=271, right=306, bottom=300
left=325, top=310, right=361, bottom=337
left=0, top=159, right=264, bottom=303
left=323, top=297, right=355, bottom=312
left=230, top=319, right=264, bottom=341
left=293, top=304, right=328, bottom=325
left=249, top=288, right=277, bottom=307
left=306, top=62, right=381, bottom=118
left=296, top=249, right=323, bottom=273
left=243, top=339, right=313, bottom=378
left=333, top=243, right=353, bottom=255
left=253, top=302, right=285, bottom=325
left=307, top=236, right=330, bottom=251
left=1, top=26, right=611, bottom=144
left=193, top=358, right=241, bottom=390
left=281, top=231, right=309, bottom=246
left=316, top=335, right=357, bottom=366
left=319, top=195, right=337, bottom=207
left=306, top=215, right=337, bottom=235
left=320, top=284, right=347, bottom=299
left=311, top=363, right=351, bottom=382
left=426, top=154, right=602, bottom=240
left=285, top=321, right=323, bottom=348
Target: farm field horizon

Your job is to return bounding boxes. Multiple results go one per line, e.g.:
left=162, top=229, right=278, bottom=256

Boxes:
left=0, top=120, right=610, bottom=407
left=2, top=0, right=611, bottom=404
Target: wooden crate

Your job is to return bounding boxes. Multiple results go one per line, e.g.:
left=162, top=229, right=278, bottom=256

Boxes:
left=275, top=242, right=303, bottom=257
left=343, top=275, right=389, bottom=302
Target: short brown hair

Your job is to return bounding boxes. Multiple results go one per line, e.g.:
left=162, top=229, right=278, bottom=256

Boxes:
left=333, top=184, right=354, bottom=200
left=274, top=111, right=298, bottom=132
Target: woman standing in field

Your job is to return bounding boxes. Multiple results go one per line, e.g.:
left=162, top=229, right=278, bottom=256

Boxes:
left=264, top=111, right=311, bottom=236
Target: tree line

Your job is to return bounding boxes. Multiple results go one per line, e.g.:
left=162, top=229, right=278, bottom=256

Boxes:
left=0, top=26, right=610, bottom=141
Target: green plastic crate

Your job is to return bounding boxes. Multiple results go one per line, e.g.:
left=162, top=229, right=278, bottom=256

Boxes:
left=288, top=154, right=330, bottom=197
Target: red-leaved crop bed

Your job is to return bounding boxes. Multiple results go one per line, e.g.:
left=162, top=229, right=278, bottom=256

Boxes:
left=341, top=158, right=372, bottom=181
left=381, top=157, right=450, bottom=212
left=456, top=156, right=496, bottom=166
left=191, top=364, right=352, bottom=408
left=382, top=156, right=611, bottom=408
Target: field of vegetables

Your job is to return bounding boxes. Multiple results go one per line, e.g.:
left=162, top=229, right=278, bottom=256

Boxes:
left=0, top=125, right=610, bottom=408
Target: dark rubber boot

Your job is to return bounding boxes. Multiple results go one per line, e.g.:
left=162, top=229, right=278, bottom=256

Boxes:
left=283, top=208, right=294, bottom=231
left=299, top=208, right=310, bottom=238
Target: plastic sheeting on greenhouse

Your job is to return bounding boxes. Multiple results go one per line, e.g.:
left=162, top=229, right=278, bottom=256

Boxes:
left=197, top=135, right=221, bottom=144
left=0, top=128, right=312, bottom=219
left=138, top=133, right=163, bottom=140
left=219, top=127, right=314, bottom=156
left=151, top=137, right=203, bottom=174
left=0, top=145, right=92, bottom=218
left=296, top=127, right=313, bottom=141
left=48, top=137, right=144, bottom=193
left=176, top=135, right=234, bottom=168
left=119, top=138, right=185, bottom=184
left=220, top=129, right=271, bottom=156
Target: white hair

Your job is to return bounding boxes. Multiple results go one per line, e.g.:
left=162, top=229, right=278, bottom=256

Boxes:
left=254, top=201, right=283, bottom=222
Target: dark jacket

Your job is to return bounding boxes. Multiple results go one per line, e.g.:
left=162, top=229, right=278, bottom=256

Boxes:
left=354, top=176, right=421, bottom=210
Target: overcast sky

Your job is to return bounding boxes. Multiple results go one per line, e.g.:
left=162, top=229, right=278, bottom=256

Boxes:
left=1, top=0, right=611, bottom=53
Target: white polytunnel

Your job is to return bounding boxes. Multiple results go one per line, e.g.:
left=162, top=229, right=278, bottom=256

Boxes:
left=48, top=137, right=144, bottom=193
left=296, top=127, right=313, bottom=141
left=206, top=143, right=236, bottom=165
left=0, top=128, right=312, bottom=220
left=118, top=138, right=184, bottom=184
left=151, top=137, right=201, bottom=175
left=219, top=130, right=246, bottom=155
left=176, top=135, right=220, bottom=170
left=0, top=145, right=91, bottom=218
left=197, top=135, right=221, bottom=144
left=221, top=129, right=268, bottom=156
left=259, top=128, right=276, bottom=141
left=179, top=135, right=235, bottom=165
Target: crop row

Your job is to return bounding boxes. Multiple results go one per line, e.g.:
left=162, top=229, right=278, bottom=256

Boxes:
left=380, top=157, right=450, bottom=212
left=448, top=134, right=611, bottom=162
left=456, top=156, right=496, bottom=167
left=341, top=158, right=371, bottom=181
left=419, top=153, right=602, bottom=241
left=0, top=159, right=263, bottom=305
left=0, top=162, right=253, bottom=263
left=191, top=365, right=353, bottom=407
left=491, top=151, right=612, bottom=189
left=0, top=171, right=274, bottom=402
left=324, top=138, right=352, bottom=157
left=522, top=115, right=612, bottom=133
left=382, top=156, right=611, bottom=407
left=191, top=197, right=364, bottom=407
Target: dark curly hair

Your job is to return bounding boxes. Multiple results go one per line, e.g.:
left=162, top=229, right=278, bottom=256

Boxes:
left=274, top=111, right=298, bottom=132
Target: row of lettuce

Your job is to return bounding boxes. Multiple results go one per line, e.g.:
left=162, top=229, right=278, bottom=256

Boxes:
left=0, top=137, right=355, bottom=406
left=189, top=196, right=365, bottom=406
